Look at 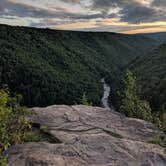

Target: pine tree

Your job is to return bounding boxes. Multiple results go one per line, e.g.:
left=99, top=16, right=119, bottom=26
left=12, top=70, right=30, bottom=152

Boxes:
left=119, top=70, right=152, bottom=121
left=80, top=92, right=92, bottom=106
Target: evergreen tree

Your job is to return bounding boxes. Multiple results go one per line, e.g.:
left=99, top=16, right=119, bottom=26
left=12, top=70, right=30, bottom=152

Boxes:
left=119, top=70, right=152, bottom=121
left=80, top=92, right=92, bottom=106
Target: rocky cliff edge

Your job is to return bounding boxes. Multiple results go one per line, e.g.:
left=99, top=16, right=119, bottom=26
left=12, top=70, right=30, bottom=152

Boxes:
left=5, top=105, right=166, bottom=166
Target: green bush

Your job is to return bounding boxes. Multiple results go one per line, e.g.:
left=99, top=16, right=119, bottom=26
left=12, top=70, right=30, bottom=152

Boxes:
left=0, top=156, right=7, bottom=166
left=0, top=89, right=31, bottom=157
left=154, top=111, right=166, bottom=132
left=147, top=135, right=166, bottom=147
left=40, top=125, right=48, bottom=133
left=148, top=136, right=162, bottom=145
left=24, top=126, right=61, bottom=143
left=119, top=70, right=152, bottom=121
left=80, top=92, right=92, bottom=106
left=130, top=44, right=166, bottom=131
left=159, top=112, right=166, bottom=132
left=24, top=131, right=42, bottom=142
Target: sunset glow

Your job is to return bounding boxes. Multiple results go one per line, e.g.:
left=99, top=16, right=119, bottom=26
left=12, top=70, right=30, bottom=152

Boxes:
left=0, top=0, right=165, bottom=34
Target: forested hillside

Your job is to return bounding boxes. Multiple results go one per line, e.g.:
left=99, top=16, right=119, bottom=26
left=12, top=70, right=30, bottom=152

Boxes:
left=130, top=44, right=166, bottom=113
left=0, top=24, right=158, bottom=107
left=138, top=32, right=166, bottom=43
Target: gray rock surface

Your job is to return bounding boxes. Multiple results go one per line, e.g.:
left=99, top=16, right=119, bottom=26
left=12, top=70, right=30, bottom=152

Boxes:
left=5, top=105, right=166, bottom=166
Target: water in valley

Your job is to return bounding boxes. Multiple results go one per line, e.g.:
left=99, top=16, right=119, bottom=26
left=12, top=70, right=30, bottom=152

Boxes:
left=101, top=78, right=111, bottom=109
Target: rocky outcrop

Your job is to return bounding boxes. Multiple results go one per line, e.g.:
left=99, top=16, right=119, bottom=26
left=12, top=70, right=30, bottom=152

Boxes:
left=5, top=105, right=166, bottom=166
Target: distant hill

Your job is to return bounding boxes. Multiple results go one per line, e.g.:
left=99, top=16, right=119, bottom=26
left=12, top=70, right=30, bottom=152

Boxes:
left=138, top=32, right=166, bottom=43
left=0, top=24, right=159, bottom=107
left=130, top=43, right=166, bottom=112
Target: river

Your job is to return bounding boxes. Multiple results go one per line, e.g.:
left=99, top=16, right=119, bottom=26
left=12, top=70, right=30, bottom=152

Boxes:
left=101, top=78, right=111, bottom=109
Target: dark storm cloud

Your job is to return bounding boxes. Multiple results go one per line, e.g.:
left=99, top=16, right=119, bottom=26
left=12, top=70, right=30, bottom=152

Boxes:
left=90, top=0, right=166, bottom=23
left=120, top=3, right=166, bottom=23
left=90, top=0, right=144, bottom=22
left=120, top=5, right=165, bottom=23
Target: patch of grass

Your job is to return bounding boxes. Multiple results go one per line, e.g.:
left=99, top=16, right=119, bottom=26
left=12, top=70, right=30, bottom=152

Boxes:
left=103, top=129, right=123, bottom=139
left=40, top=125, right=48, bottom=133
left=24, top=124, right=62, bottom=144
left=148, top=137, right=161, bottom=144
left=0, top=156, right=7, bottom=166
left=147, top=135, right=166, bottom=147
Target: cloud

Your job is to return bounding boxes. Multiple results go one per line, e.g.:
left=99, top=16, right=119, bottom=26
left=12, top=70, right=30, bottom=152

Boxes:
left=78, top=23, right=165, bottom=32
left=0, top=1, right=65, bottom=18
left=152, top=0, right=166, bottom=7
left=0, top=0, right=103, bottom=20
left=0, top=0, right=8, bottom=11
left=30, top=18, right=81, bottom=28
left=120, top=5, right=165, bottom=23
left=0, top=0, right=165, bottom=33
left=90, top=0, right=166, bottom=23
left=91, top=0, right=138, bottom=12
left=1, top=0, right=165, bottom=23
left=61, top=0, right=81, bottom=3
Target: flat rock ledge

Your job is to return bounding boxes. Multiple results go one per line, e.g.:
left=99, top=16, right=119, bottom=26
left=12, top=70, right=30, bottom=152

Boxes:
left=5, top=105, right=166, bottom=166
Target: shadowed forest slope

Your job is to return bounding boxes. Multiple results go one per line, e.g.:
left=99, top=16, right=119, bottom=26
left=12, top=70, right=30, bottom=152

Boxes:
left=130, top=44, right=166, bottom=112
left=0, top=24, right=159, bottom=107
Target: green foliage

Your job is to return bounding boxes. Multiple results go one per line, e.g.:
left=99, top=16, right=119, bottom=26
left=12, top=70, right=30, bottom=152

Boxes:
left=0, top=156, right=7, bottom=166
left=0, top=24, right=165, bottom=132
left=117, top=68, right=166, bottom=132
left=160, top=112, right=166, bottom=132
left=0, top=24, right=157, bottom=107
left=154, top=111, right=166, bottom=132
left=80, top=92, right=92, bottom=106
left=40, top=125, right=48, bottom=133
left=147, top=135, right=166, bottom=147
left=24, top=131, right=43, bottom=142
left=130, top=44, right=166, bottom=131
left=119, top=70, right=152, bottom=121
left=148, top=136, right=161, bottom=145
left=24, top=125, right=61, bottom=143
left=152, top=112, right=162, bottom=129
left=0, top=89, right=31, bottom=156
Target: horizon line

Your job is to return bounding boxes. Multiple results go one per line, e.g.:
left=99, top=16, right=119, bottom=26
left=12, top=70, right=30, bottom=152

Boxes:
left=0, top=23, right=166, bottom=35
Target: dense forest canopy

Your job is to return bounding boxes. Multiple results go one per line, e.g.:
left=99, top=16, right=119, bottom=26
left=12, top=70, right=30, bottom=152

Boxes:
left=109, top=43, right=166, bottom=131
left=0, top=24, right=158, bottom=107
left=130, top=43, right=166, bottom=113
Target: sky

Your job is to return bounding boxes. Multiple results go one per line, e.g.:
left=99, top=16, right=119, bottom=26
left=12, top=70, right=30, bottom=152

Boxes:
left=0, top=0, right=165, bottom=34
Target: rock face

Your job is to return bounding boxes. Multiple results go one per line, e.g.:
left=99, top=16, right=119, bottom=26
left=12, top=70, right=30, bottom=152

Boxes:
left=5, top=105, right=166, bottom=166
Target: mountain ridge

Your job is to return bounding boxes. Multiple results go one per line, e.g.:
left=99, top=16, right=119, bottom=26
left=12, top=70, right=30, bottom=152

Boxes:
left=130, top=43, right=166, bottom=112
left=137, top=32, right=166, bottom=43
left=0, top=24, right=159, bottom=107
